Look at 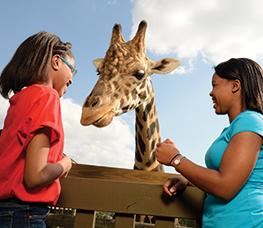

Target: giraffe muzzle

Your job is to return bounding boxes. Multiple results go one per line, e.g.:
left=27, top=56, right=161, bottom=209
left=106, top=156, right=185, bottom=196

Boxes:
left=80, top=106, right=115, bottom=127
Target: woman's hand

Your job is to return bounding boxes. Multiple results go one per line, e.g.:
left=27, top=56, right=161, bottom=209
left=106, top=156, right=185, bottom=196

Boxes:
left=156, top=138, right=180, bottom=166
left=163, top=176, right=188, bottom=196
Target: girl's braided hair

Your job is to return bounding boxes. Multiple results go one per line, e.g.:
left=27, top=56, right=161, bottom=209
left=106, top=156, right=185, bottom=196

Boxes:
left=0, top=31, right=73, bottom=98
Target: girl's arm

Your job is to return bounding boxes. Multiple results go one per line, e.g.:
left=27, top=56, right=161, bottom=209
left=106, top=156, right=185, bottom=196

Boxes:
left=24, top=128, right=72, bottom=189
left=157, top=132, right=262, bottom=200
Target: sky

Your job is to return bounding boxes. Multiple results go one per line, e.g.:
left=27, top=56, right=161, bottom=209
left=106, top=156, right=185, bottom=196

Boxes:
left=1, top=0, right=263, bottom=173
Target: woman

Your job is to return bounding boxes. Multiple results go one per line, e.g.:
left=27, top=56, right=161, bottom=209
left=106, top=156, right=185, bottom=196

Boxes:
left=156, top=58, right=263, bottom=227
left=0, top=31, right=75, bottom=227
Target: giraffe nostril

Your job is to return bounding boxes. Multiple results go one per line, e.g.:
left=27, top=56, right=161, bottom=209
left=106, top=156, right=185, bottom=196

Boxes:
left=89, top=96, right=101, bottom=108
left=84, top=95, right=102, bottom=108
left=91, top=100, right=98, bottom=107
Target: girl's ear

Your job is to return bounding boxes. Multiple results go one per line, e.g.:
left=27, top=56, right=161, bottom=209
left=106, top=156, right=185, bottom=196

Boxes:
left=51, top=55, right=60, bottom=71
left=232, top=79, right=241, bottom=93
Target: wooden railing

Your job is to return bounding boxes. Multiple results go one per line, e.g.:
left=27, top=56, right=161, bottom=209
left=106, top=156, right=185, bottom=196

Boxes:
left=47, top=164, right=205, bottom=228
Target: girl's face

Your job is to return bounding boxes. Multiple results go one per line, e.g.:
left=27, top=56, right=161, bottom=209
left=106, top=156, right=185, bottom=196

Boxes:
left=209, top=73, right=237, bottom=115
left=52, top=55, right=76, bottom=97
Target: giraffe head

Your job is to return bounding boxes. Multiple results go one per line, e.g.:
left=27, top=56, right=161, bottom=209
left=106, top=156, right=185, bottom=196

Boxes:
left=80, top=20, right=180, bottom=127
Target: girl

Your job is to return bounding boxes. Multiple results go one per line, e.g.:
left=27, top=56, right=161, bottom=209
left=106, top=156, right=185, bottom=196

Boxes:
left=0, top=31, right=74, bottom=227
left=157, top=58, right=263, bottom=227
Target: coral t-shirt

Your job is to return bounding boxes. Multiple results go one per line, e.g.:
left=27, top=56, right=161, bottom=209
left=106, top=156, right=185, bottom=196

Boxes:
left=0, top=84, right=64, bottom=205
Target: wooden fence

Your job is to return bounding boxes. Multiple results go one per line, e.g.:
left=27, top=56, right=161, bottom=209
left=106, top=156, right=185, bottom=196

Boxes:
left=47, top=164, right=205, bottom=228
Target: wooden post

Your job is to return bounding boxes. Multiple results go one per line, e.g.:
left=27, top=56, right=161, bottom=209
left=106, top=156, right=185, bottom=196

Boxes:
left=115, top=213, right=136, bottom=228
left=74, top=210, right=96, bottom=228
left=155, top=216, right=175, bottom=228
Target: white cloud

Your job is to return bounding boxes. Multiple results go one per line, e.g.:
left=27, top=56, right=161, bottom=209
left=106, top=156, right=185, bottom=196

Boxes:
left=0, top=96, right=135, bottom=169
left=61, top=98, right=135, bottom=169
left=0, top=98, right=9, bottom=127
left=132, top=0, right=263, bottom=69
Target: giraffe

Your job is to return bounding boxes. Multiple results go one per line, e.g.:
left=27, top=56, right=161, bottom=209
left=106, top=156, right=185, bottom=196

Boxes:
left=80, top=20, right=180, bottom=171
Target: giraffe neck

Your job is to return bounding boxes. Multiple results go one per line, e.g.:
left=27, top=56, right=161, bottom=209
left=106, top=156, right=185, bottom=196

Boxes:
left=134, top=96, right=163, bottom=171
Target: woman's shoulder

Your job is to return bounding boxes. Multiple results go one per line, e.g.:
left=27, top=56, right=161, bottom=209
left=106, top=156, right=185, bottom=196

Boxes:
left=236, top=110, right=263, bottom=123
left=229, top=110, right=263, bottom=138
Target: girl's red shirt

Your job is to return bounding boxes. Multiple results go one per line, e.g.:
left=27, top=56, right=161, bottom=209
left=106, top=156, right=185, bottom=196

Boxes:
left=0, top=84, right=64, bottom=205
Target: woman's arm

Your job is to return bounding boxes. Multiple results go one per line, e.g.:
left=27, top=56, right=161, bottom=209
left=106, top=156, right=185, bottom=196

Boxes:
left=24, top=128, right=72, bottom=189
left=157, top=132, right=262, bottom=200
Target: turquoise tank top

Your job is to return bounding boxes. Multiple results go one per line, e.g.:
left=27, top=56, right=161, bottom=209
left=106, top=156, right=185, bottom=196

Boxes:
left=203, top=110, right=263, bottom=228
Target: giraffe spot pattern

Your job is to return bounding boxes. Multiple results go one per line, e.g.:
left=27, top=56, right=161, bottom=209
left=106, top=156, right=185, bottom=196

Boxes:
left=145, top=151, right=155, bottom=167
left=151, top=140, right=156, bottom=151
left=137, top=133, right=145, bottom=155
left=147, top=122, right=156, bottom=140
left=135, top=148, right=143, bottom=162
left=136, top=115, right=143, bottom=131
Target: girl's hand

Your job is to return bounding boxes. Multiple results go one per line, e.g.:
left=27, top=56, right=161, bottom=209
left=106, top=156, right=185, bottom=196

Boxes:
left=156, top=138, right=180, bottom=166
left=163, top=176, right=188, bottom=196
left=58, top=155, right=72, bottom=178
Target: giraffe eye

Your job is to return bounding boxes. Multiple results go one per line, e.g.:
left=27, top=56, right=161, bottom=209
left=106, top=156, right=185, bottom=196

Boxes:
left=133, top=70, right=145, bottom=80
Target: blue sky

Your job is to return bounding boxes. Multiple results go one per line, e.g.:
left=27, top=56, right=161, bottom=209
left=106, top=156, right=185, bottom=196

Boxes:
left=1, top=0, right=263, bottom=172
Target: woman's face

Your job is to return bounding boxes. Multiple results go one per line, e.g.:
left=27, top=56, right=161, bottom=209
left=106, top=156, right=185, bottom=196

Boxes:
left=209, top=73, right=236, bottom=115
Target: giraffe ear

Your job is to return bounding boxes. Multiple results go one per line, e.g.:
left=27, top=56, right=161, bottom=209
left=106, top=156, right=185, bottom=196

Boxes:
left=93, top=58, right=104, bottom=69
left=150, top=58, right=180, bottom=74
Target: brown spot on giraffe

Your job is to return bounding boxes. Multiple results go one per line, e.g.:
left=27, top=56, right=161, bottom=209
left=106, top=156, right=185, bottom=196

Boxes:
left=81, top=20, right=180, bottom=171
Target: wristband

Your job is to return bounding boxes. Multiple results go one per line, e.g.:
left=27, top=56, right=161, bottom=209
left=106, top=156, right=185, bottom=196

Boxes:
left=171, top=154, right=185, bottom=168
left=169, top=153, right=181, bottom=165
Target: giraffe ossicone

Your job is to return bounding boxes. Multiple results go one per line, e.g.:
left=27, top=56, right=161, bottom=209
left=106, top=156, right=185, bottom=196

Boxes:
left=81, top=20, right=180, bottom=171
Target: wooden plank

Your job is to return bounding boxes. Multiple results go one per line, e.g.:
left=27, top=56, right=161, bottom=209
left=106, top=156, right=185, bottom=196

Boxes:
left=74, top=210, right=96, bottom=228
left=57, top=165, right=204, bottom=220
left=68, top=164, right=178, bottom=184
left=46, top=214, right=74, bottom=227
left=115, top=213, right=135, bottom=228
left=155, top=216, right=175, bottom=228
